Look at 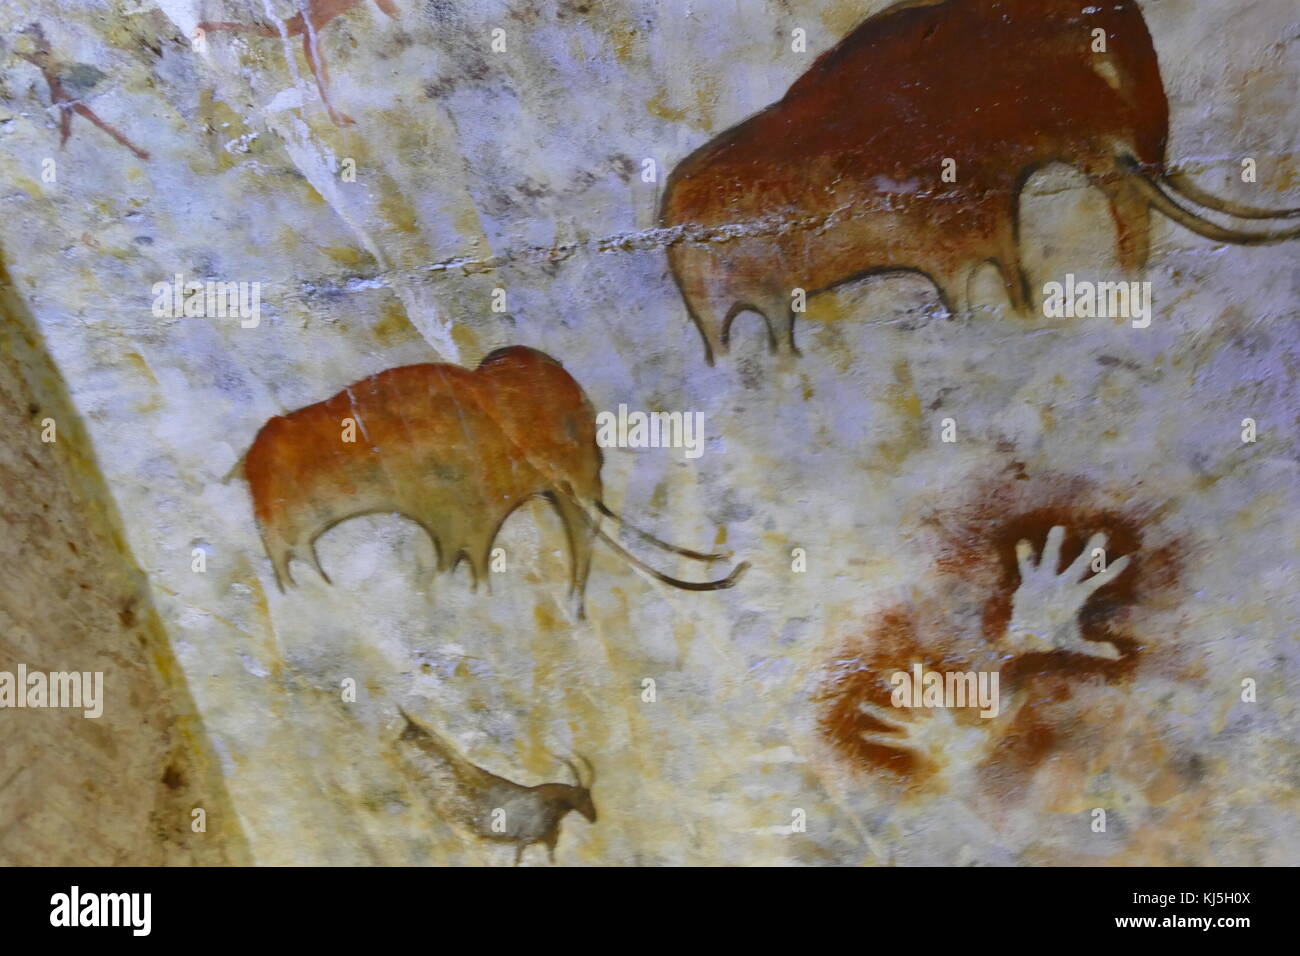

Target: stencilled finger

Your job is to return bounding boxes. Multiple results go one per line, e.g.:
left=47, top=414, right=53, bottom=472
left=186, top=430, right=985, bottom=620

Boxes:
left=857, top=699, right=906, bottom=731
left=860, top=728, right=912, bottom=749
left=1066, top=531, right=1108, bottom=581
left=1083, top=553, right=1131, bottom=594
left=1016, top=538, right=1037, bottom=578
left=1079, top=639, right=1123, bottom=661
left=857, top=700, right=917, bottom=749
left=1041, top=525, right=1066, bottom=572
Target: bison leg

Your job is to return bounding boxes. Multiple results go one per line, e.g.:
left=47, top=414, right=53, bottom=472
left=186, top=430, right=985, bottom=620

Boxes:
left=668, top=244, right=804, bottom=357
left=1105, top=184, right=1152, bottom=275
left=730, top=291, right=800, bottom=357
left=254, top=515, right=302, bottom=591
left=990, top=228, right=1033, bottom=316
left=721, top=300, right=783, bottom=355
left=1085, top=162, right=1152, bottom=274
left=988, top=257, right=1032, bottom=315
left=308, top=537, right=333, bottom=585
left=464, top=548, right=487, bottom=592
left=666, top=247, right=735, bottom=365
left=930, top=267, right=971, bottom=319
left=265, top=537, right=296, bottom=591
left=464, top=521, right=502, bottom=593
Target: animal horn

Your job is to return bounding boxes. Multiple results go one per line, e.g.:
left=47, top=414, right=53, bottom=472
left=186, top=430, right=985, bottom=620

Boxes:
left=1120, top=155, right=1300, bottom=245
left=595, top=522, right=750, bottom=591
left=561, top=754, right=594, bottom=788
left=561, top=490, right=748, bottom=591
left=594, top=500, right=727, bottom=562
left=562, top=757, right=583, bottom=787
left=1162, top=169, right=1300, bottom=221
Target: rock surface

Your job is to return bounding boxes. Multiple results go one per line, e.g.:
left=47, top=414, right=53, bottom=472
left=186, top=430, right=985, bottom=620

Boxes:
left=0, top=0, right=1296, bottom=865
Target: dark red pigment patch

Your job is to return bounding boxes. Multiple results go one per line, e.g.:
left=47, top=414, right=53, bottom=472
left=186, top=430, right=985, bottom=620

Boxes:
left=818, top=469, right=1191, bottom=799
left=925, top=470, right=1187, bottom=681
left=819, top=609, right=945, bottom=784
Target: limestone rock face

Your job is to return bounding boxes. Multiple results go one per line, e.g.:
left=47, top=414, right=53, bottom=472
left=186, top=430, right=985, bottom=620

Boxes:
left=1, top=253, right=248, bottom=865
left=0, top=0, right=1296, bottom=865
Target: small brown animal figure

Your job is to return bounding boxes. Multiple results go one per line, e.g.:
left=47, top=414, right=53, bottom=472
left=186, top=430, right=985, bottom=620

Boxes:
left=197, top=0, right=399, bottom=126
left=238, top=346, right=746, bottom=616
left=660, top=0, right=1300, bottom=363
left=13, top=24, right=150, bottom=160
left=395, top=708, right=596, bottom=865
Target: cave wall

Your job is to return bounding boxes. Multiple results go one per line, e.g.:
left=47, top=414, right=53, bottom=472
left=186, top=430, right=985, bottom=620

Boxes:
left=0, top=0, right=1296, bottom=865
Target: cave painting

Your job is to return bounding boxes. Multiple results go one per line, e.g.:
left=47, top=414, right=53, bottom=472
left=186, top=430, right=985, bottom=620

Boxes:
left=13, top=23, right=150, bottom=160
left=818, top=472, right=1193, bottom=818
left=849, top=526, right=1131, bottom=773
left=196, top=0, right=399, bottom=126
left=237, top=346, right=747, bottom=616
left=660, top=0, right=1300, bottom=363
left=395, top=708, right=596, bottom=865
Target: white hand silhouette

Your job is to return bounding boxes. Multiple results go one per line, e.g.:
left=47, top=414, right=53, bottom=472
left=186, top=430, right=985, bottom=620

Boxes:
left=850, top=526, right=1134, bottom=773
left=1006, top=525, right=1131, bottom=660
left=856, top=699, right=966, bottom=761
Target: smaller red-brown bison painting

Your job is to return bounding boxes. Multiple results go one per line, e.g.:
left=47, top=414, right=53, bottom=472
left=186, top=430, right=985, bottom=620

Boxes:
left=661, top=0, right=1300, bottom=362
left=233, top=346, right=747, bottom=616
left=817, top=472, right=1200, bottom=836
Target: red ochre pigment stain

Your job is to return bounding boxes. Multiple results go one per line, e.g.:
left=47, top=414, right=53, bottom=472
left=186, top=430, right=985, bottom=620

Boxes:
left=818, top=470, right=1189, bottom=797
left=818, top=600, right=994, bottom=791
left=930, top=471, right=1186, bottom=681
left=819, top=609, right=939, bottom=783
